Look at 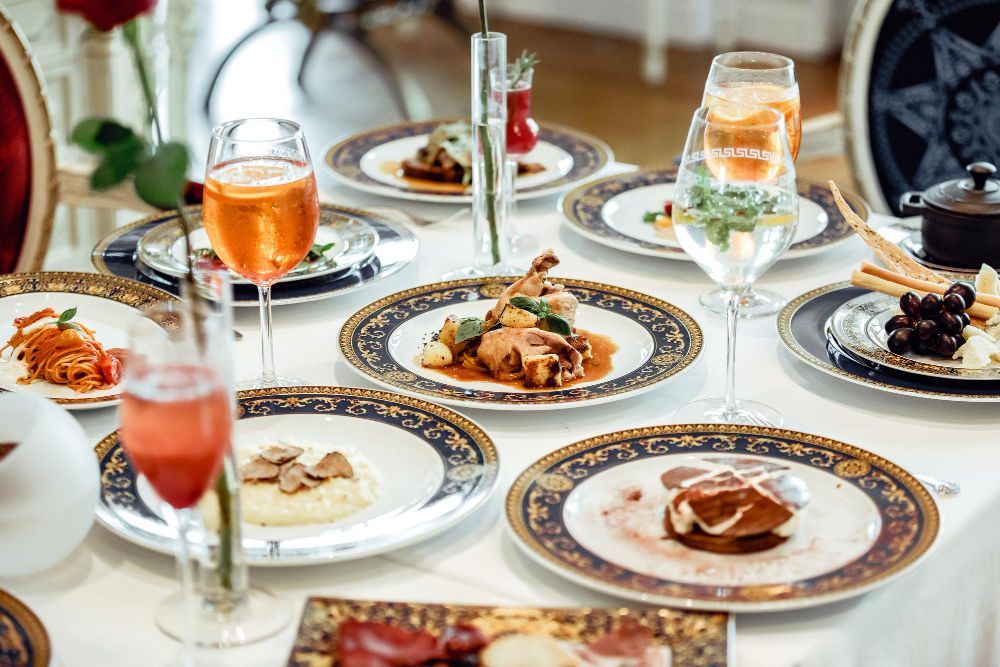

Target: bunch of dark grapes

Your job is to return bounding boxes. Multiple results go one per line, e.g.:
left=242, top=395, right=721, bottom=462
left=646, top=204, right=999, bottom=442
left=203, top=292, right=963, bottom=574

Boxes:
left=885, top=281, right=977, bottom=358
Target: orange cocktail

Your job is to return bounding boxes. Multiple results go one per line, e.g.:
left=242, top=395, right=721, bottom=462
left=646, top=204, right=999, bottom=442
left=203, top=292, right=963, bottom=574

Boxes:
left=202, top=157, right=319, bottom=285
left=704, top=82, right=801, bottom=160
left=120, top=364, right=231, bottom=509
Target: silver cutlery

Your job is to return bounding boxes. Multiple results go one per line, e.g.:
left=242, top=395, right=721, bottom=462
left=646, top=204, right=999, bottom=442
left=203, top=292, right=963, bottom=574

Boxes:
left=368, top=206, right=470, bottom=226
left=914, top=473, right=962, bottom=498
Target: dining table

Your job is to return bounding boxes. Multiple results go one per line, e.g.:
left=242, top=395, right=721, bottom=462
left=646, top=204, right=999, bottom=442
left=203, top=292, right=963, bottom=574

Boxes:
left=11, top=160, right=1000, bottom=667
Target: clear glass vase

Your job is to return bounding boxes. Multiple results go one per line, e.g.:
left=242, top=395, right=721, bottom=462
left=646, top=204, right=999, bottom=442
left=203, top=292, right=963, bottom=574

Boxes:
left=446, top=31, right=517, bottom=278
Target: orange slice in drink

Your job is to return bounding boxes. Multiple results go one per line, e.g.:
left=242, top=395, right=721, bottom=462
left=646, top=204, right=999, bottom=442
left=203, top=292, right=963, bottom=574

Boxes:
left=702, top=105, right=783, bottom=182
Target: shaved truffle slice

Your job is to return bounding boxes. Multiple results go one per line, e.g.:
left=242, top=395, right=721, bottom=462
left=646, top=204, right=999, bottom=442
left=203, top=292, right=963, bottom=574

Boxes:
left=260, top=444, right=304, bottom=465
left=241, top=457, right=280, bottom=481
left=278, top=462, right=322, bottom=493
left=305, top=451, right=354, bottom=480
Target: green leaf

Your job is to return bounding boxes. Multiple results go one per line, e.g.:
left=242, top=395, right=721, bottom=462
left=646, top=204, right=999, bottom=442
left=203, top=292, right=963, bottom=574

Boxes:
left=71, top=118, right=139, bottom=153
left=542, top=313, right=573, bottom=336
left=642, top=211, right=660, bottom=223
left=58, top=306, right=77, bottom=323
left=306, top=241, right=336, bottom=262
left=455, top=317, right=485, bottom=344
left=134, top=142, right=190, bottom=209
left=56, top=322, right=82, bottom=333
left=509, top=296, right=546, bottom=316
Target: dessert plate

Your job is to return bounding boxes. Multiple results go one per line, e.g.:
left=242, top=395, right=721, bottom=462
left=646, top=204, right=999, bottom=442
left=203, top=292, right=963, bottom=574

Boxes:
left=777, top=283, right=1000, bottom=401
left=506, top=424, right=939, bottom=612
left=0, top=272, right=177, bottom=410
left=95, top=387, right=498, bottom=566
left=0, top=589, right=50, bottom=667
left=324, top=120, right=612, bottom=203
left=289, top=597, right=731, bottom=667
left=93, top=205, right=419, bottom=307
left=340, top=278, right=702, bottom=411
left=830, top=291, right=1000, bottom=380
left=136, top=208, right=378, bottom=285
left=560, top=169, right=867, bottom=260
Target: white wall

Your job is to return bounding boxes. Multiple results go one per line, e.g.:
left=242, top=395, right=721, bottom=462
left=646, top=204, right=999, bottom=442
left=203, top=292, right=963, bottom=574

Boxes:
left=459, top=0, right=852, bottom=60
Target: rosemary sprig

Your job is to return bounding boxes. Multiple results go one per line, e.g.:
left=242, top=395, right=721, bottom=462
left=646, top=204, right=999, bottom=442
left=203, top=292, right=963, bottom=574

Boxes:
left=509, top=50, right=540, bottom=88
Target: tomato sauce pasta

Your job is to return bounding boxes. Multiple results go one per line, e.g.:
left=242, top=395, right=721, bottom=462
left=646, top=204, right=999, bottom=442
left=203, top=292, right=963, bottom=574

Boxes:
left=1, top=307, right=124, bottom=392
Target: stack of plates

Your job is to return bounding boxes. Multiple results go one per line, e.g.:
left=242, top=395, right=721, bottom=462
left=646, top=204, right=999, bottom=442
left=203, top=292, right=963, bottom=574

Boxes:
left=778, top=283, right=1000, bottom=401
left=92, top=204, right=419, bottom=307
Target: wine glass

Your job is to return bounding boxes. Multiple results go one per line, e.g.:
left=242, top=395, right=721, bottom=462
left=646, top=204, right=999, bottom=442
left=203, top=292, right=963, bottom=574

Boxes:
left=120, top=272, right=289, bottom=657
left=699, top=51, right=801, bottom=318
left=202, top=118, right=319, bottom=389
left=672, top=104, right=798, bottom=426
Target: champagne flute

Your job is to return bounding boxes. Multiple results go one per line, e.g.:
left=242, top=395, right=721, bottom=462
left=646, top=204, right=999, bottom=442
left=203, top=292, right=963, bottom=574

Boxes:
left=202, top=118, right=319, bottom=389
left=699, top=51, right=801, bottom=318
left=672, top=104, right=798, bottom=426
left=119, top=279, right=234, bottom=662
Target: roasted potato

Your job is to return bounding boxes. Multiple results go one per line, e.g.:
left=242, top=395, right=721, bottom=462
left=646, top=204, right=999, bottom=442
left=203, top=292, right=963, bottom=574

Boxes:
left=421, top=340, right=453, bottom=367
left=438, top=316, right=469, bottom=356
left=523, top=354, right=562, bottom=388
left=499, top=304, right=539, bottom=329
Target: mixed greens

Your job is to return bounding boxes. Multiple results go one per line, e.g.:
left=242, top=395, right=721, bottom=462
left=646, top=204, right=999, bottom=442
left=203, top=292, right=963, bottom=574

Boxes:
left=674, top=168, right=782, bottom=251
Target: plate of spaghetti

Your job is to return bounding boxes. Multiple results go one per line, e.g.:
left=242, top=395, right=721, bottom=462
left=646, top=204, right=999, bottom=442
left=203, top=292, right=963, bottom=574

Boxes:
left=0, top=272, right=177, bottom=409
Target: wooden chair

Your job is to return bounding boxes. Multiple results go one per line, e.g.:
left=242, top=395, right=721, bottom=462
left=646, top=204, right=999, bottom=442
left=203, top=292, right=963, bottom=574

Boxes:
left=800, top=0, right=1000, bottom=214
left=0, top=7, right=153, bottom=274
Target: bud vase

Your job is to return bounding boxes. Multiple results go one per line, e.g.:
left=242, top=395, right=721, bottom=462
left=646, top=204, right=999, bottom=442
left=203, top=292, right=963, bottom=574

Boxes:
left=446, top=31, right=517, bottom=277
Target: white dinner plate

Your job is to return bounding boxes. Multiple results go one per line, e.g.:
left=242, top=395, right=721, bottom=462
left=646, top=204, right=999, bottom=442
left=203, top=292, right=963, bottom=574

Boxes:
left=0, top=272, right=177, bottom=410
left=507, top=424, right=939, bottom=612
left=560, top=169, right=868, bottom=260
left=324, top=120, right=612, bottom=204
left=95, top=387, right=499, bottom=565
left=340, top=277, right=702, bottom=411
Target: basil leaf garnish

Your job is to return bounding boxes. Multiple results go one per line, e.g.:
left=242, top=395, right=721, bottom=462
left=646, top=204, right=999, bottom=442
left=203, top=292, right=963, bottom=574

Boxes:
left=455, top=317, right=485, bottom=343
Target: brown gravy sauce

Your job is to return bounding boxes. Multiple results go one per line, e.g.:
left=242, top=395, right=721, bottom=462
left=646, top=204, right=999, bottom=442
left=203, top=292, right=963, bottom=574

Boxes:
left=429, top=330, right=618, bottom=391
left=379, top=161, right=469, bottom=195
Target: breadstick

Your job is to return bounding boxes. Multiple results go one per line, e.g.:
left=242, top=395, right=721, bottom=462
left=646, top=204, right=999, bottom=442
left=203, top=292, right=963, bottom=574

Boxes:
left=829, top=181, right=948, bottom=284
left=850, top=271, right=998, bottom=320
left=860, top=262, right=1000, bottom=309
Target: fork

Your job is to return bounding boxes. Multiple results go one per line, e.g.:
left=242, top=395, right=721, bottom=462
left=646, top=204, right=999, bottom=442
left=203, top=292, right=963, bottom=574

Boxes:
left=367, top=206, right=470, bottom=226
left=914, top=473, right=962, bottom=498
left=743, top=412, right=779, bottom=428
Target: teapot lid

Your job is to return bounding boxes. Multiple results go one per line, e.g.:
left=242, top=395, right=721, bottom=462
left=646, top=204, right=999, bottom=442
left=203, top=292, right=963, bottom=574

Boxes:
left=923, top=162, right=1000, bottom=217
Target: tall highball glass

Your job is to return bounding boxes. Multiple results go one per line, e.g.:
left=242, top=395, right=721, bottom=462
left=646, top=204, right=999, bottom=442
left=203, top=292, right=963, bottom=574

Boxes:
left=202, top=118, right=319, bottom=389
left=700, top=51, right=801, bottom=318
left=671, top=104, right=798, bottom=426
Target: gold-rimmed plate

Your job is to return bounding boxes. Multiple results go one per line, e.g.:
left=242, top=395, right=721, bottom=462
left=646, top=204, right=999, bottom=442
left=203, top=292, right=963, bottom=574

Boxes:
left=506, top=424, right=939, bottom=613
left=778, top=282, right=1000, bottom=401
left=0, top=272, right=178, bottom=409
left=289, top=597, right=731, bottom=666
left=830, top=290, right=1000, bottom=381
left=339, top=277, right=702, bottom=411
left=323, top=120, right=612, bottom=203
left=0, top=589, right=50, bottom=667
left=559, top=168, right=867, bottom=260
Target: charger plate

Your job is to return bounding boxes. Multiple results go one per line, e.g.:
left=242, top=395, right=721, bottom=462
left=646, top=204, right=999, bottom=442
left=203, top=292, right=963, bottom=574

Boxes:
left=778, top=282, right=1000, bottom=401
left=288, top=597, right=731, bottom=667
left=506, top=424, right=938, bottom=612
left=0, top=589, right=50, bottom=667
left=95, top=387, right=498, bottom=566
left=560, top=169, right=867, bottom=260
left=324, top=120, right=612, bottom=203
left=340, top=277, right=702, bottom=410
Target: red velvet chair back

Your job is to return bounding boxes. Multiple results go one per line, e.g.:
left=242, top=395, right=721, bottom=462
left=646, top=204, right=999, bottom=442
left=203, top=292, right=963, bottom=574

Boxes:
left=0, top=8, right=56, bottom=273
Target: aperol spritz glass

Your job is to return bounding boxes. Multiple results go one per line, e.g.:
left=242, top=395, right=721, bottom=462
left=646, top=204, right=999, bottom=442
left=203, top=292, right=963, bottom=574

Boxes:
left=202, top=118, right=319, bottom=388
left=700, top=51, right=801, bottom=318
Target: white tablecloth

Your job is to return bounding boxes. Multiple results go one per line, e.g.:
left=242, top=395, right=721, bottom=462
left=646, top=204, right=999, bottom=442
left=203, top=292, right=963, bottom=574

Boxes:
left=10, top=167, right=1000, bottom=666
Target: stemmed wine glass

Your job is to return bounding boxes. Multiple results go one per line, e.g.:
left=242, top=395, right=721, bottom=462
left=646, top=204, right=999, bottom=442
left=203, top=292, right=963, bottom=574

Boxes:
left=202, top=118, right=320, bottom=389
left=698, top=51, right=801, bottom=318
left=672, top=104, right=798, bottom=426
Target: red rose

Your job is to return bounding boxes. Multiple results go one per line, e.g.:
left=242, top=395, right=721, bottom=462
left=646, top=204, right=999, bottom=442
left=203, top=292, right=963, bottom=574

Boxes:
left=57, top=0, right=156, bottom=32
